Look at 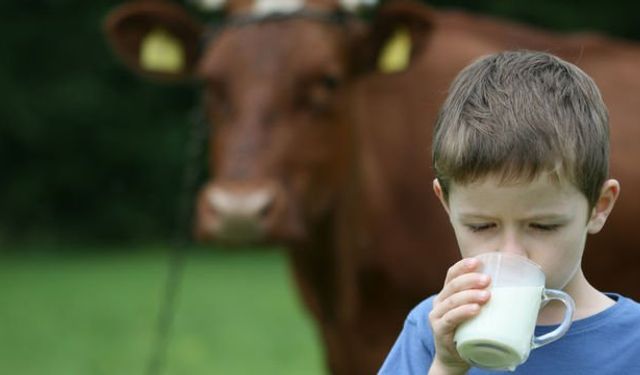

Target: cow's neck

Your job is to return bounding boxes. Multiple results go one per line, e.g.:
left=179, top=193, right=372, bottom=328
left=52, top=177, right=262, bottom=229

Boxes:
left=343, top=71, right=459, bottom=295
left=286, top=66, right=463, bottom=371
left=287, top=74, right=455, bottom=371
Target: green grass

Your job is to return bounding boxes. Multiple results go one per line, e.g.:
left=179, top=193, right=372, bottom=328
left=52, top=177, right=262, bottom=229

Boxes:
left=0, top=247, right=326, bottom=374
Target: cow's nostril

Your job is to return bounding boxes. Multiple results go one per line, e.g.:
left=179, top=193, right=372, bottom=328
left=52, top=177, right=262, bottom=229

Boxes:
left=258, top=198, right=274, bottom=220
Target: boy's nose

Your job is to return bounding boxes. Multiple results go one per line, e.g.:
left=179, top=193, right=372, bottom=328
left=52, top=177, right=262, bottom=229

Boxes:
left=500, top=233, right=528, bottom=257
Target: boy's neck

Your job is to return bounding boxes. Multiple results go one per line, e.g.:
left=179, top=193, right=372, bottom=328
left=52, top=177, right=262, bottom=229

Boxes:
left=537, top=270, right=615, bottom=325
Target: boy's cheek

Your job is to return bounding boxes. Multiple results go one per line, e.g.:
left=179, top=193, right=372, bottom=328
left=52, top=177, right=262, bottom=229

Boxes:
left=452, top=233, right=488, bottom=258
left=535, top=248, right=583, bottom=289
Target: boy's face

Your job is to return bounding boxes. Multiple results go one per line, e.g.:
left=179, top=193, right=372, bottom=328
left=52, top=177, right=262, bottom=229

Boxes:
left=434, top=173, right=618, bottom=290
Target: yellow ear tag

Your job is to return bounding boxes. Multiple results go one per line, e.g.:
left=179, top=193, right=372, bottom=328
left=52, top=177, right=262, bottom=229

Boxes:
left=377, top=28, right=412, bottom=74
left=140, top=28, right=185, bottom=74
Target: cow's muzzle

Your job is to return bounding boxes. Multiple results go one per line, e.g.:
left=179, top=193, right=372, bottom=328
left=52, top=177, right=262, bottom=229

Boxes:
left=195, top=181, right=286, bottom=244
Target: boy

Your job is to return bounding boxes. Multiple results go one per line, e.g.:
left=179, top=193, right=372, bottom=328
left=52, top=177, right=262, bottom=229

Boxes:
left=379, top=50, right=640, bottom=374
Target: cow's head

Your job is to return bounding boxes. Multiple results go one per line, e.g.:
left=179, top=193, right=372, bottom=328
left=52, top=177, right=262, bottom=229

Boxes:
left=105, top=0, right=432, bottom=245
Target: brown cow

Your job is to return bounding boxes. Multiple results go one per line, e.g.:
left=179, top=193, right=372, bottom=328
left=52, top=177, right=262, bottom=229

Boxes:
left=104, top=1, right=640, bottom=373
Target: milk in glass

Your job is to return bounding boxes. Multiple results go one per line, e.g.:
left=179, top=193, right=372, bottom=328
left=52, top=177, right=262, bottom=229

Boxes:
left=455, top=285, right=543, bottom=370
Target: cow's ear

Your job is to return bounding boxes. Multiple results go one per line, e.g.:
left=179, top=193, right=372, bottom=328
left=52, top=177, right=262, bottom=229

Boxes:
left=349, top=0, right=434, bottom=75
left=104, top=0, right=204, bottom=82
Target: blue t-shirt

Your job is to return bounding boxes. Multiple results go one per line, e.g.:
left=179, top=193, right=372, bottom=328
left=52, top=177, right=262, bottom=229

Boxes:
left=379, top=293, right=640, bottom=374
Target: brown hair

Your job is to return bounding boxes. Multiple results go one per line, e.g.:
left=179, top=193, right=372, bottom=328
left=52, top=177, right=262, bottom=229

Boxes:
left=432, top=50, right=609, bottom=209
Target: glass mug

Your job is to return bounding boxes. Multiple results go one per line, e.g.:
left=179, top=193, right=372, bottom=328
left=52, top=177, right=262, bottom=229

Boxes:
left=453, top=252, right=575, bottom=371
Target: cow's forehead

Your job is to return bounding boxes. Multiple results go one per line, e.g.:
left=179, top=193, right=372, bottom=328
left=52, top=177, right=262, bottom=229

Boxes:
left=252, top=0, right=305, bottom=15
left=199, top=21, right=345, bottom=80
left=192, top=0, right=377, bottom=14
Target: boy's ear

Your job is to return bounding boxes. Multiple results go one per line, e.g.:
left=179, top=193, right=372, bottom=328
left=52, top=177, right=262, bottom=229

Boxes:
left=104, top=0, right=204, bottom=82
left=587, top=179, right=621, bottom=234
left=433, top=178, right=451, bottom=215
left=348, top=0, right=434, bottom=75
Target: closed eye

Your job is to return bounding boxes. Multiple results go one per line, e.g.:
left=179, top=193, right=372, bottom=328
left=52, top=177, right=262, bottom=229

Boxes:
left=466, top=223, right=496, bottom=232
left=530, top=223, right=561, bottom=232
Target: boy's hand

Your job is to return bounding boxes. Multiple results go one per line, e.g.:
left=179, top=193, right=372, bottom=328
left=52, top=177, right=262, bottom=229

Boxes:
left=428, top=258, right=491, bottom=375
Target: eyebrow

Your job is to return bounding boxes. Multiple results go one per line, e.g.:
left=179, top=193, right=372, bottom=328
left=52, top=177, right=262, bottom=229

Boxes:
left=457, top=212, right=570, bottom=221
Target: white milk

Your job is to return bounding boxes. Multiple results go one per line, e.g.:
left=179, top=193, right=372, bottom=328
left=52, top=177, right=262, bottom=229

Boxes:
left=454, top=286, right=543, bottom=370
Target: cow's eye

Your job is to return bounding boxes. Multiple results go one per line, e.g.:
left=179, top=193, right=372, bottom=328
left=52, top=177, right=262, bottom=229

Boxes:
left=206, top=79, right=232, bottom=118
left=320, top=74, right=341, bottom=92
left=298, top=74, right=342, bottom=115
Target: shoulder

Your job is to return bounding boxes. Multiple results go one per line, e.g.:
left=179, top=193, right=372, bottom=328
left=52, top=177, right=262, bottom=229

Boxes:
left=585, top=293, right=640, bottom=337
left=581, top=293, right=640, bottom=329
left=405, top=295, right=436, bottom=326
left=520, top=293, right=640, bottom=373
left=379, top=295, right=439, bottom=373
left=399, top=294, right=438, bottom=346
left=585, top=294, right=640, bottom=370
left=612, top=293, right=640, bottom=318
left=609, top=293, right=640, bottom=311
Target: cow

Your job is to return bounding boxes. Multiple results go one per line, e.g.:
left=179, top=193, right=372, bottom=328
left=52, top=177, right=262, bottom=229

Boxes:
left=104, top=0, right=640, bottom=373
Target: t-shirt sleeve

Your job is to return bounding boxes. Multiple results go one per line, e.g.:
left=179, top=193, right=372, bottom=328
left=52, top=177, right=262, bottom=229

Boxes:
left=378, top=298, right=435, bottom=374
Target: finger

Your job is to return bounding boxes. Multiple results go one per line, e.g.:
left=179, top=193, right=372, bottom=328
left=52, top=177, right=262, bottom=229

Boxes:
left=431, top=303, right=483, bottom=337
left=436, top=271, right=491, bottom=305
left=431, top=288, right=490, bottom=320
left=443, top=258, right=481, bottom=286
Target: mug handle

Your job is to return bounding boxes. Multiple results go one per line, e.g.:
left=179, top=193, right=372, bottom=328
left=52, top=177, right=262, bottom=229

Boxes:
left=531, top=289, right=575, bottom=349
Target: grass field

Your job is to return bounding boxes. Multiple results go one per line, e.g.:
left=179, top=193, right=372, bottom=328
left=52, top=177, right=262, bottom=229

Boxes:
left=0, top=247, right=326, bottom=374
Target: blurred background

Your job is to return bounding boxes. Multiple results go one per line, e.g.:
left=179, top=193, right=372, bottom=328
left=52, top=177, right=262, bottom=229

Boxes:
left=1, top=0, right=639, bottom=374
